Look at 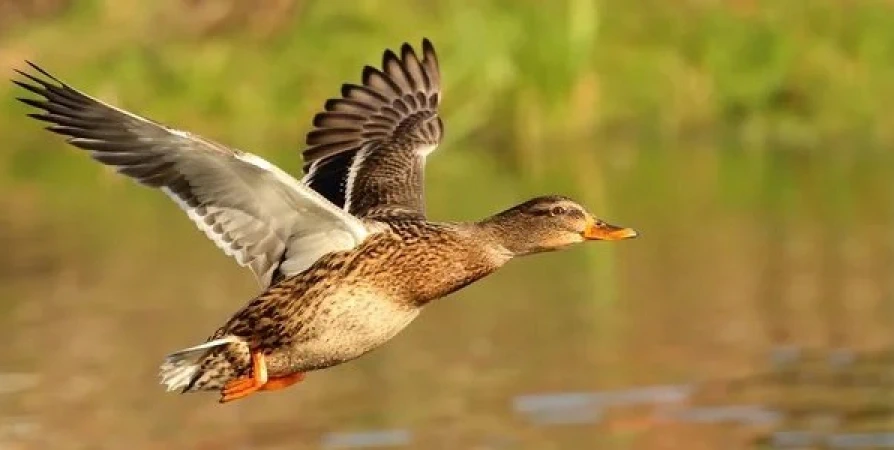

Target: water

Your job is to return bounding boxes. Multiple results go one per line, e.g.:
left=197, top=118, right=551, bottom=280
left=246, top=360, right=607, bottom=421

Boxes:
left=0, top=142, right=892, bottom=449
left=306, top=345, right=894, bottom=448
left=321, top=430, right=412, bottom=448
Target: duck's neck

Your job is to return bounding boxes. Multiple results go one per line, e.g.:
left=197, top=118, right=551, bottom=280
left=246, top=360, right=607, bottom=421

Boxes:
left=474, top=215, right=533, bottom=259
left=402, top=221, right=515, bottom=306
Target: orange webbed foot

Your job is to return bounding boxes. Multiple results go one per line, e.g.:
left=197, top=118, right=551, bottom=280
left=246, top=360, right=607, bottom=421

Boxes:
left=260, top=372, right=306, bottom=392
left=219, top=350, right=268, bottom=403
left=219, top=351, right=306, bottom=403
left=220, top=378, right=259, bottom=402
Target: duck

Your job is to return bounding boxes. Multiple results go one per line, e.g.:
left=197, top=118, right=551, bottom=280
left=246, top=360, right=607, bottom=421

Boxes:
left=13, top=38, right=638, bottom=403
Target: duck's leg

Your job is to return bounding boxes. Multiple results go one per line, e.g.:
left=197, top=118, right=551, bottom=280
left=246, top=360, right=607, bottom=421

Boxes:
left=220, top=350, right=268, bottom=403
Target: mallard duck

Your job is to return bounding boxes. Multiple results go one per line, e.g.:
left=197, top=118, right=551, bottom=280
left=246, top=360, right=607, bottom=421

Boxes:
left=14, top=39, right=637, bottom=403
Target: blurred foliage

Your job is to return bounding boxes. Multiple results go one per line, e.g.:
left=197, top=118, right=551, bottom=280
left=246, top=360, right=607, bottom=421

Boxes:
left=0, top=0, right=892, bottom=286
left=2, top=0, right=893, bottom=173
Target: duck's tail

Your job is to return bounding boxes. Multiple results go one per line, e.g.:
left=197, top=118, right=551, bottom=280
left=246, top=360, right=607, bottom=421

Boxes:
left=159, top=336, right=249, bottom=393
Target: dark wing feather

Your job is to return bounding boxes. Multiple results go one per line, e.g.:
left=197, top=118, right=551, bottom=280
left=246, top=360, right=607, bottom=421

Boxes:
left=301, top=38, right=443, bottom=219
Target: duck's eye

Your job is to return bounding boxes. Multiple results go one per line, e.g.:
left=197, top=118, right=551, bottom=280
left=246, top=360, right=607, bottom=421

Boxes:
left=550, top=206, right=567, bottom=216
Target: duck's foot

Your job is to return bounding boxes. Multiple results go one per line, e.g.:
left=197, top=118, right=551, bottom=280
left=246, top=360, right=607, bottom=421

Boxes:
left=260, top=372, right=306, bottom=391
left=219, top=351, right=306, bottom=403
left=220, top=350, right=268, bottom=403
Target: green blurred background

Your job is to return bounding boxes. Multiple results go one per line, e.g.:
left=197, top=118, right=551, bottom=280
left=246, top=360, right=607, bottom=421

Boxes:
left=1, top=0, right=893, bottom=448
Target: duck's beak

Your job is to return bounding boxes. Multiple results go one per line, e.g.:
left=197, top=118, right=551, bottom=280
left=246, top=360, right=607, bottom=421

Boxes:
left=582, top=218, right=639, bottom=241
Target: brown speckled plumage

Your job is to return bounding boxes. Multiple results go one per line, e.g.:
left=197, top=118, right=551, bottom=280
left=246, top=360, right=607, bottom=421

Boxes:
left=14, top=38, right=638, bottom=403
left=183, top=219, right=504, bottom=392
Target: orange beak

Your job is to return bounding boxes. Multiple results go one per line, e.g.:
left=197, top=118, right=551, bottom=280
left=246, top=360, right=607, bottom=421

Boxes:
left=582, top=218, right=638, bottom=241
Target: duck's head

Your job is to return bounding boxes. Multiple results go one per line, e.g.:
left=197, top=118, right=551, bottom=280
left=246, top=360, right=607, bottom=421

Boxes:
left=483, top=195, right=638, bottom=257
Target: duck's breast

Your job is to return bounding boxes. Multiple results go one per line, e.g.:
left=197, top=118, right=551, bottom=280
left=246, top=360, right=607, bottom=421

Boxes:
left=273, top=284, right=419, bottom=374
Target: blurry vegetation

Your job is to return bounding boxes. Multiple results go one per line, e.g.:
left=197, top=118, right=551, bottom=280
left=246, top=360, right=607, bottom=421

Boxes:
left=0, top=7, right=888, bottom=249
left=0, top=0, right=892, bottom=307
left=2, top=1, right=892, bottom=176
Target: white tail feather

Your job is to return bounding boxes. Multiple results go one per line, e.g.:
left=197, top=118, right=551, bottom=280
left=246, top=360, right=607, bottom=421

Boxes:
left=159, top=336, right=239, bottom=392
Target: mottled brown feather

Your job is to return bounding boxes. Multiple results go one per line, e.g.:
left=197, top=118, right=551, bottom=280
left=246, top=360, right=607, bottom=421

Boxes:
left=182, top=219, right=505, bottom=392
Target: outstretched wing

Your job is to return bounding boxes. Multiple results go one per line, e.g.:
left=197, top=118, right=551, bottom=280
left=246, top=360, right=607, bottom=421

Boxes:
left=302, top=38, right=443, bottom=219
left=14, top=63, right=369, bottom=288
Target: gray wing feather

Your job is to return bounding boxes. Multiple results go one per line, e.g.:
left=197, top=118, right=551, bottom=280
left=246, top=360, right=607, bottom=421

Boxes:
left=14, top=63, right=369, bottom=287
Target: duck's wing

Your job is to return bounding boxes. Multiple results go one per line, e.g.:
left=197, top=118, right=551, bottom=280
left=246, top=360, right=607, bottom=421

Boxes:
left=301, top=38, right=443, bottom=219
left=13, top=63, right=369, bottom=288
